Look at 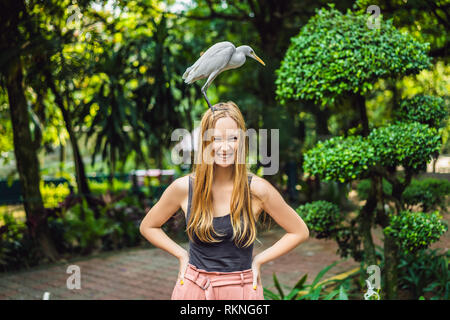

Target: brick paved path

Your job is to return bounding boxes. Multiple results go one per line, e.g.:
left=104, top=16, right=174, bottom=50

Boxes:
left=0, top=213, right=448, bottom=300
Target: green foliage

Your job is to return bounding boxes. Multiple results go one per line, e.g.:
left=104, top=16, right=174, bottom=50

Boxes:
left=397, top=248, right=449, bottom=300
left=383, top=210, right=448, bottom=255
left=61, top=198, right=122, bottom=254
left=333, top=225, right=364, bottom=262
left=1, top=187, right=151, bottom=272
left=295, top=200, right=342, bottom=238
left=40, top=180, right=71, bottom=208
left=101, top=197, right=144, bottom=250
left=88, top=179, right=132, bottom=195
left=303, top=135, right=377, bottom=183
left=357, top=177, right=450, bottom=213
left=402, top=178, right=450, bottom=213
left=275, top=5, right=432, bottom=106
left=356, top=178, right=392, bottom=201
left=295, top=200, right=363, bottom=262
left=367, top=122, right=442, bottom=172
left=354, top=0, right=448, bottom=64
left=0, top=94, right=14, bottom=166
left=263, top=260, right=351, bottom=300
left=396, top=95, right=448, bottom=128
left=0, top=212, right=41, bottom=272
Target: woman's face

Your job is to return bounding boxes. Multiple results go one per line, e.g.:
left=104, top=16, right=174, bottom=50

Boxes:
left=212, top=117, right=239, bottom=167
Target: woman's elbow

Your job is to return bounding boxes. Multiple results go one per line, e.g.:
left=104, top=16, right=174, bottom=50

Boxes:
left=303, top=227, right=310, bottom=241
left=139, top=221, right=148, bottom=235
left=299, top=226, right=309, bottom=242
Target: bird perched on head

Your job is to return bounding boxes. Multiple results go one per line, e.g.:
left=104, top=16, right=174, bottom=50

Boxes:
left=182, top=41, right=265, bottom=114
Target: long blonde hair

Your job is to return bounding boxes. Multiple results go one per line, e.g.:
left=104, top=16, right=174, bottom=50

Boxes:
left=186, top=101, right=258, bottom=248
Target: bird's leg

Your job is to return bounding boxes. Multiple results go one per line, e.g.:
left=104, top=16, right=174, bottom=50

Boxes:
left=201, top=85, right=215, bottom=115
left=202, top=70, right=221, bottom=116
left=202, top=88, right=212, bottom=108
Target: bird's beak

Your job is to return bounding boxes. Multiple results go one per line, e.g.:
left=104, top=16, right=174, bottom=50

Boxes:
left=251, top=53, right=265, bottom=66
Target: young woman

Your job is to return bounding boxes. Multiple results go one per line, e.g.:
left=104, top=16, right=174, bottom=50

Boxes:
left=139, top=101, right=309, bottom=300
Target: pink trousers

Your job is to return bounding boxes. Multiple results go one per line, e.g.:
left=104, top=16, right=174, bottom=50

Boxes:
left=171, top=263, right=264, bottom=300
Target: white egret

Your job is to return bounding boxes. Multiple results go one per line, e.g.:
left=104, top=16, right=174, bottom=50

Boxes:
left=182, top=41, right=265, bottom=114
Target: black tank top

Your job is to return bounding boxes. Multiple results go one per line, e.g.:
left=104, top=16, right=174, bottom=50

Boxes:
left=186, top=174, right=254, bottom=272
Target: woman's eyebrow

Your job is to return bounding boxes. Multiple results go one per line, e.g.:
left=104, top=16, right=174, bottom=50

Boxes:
left=213, top=132, right=237, bottom=136
left=214, top=135, right=237, bottom=138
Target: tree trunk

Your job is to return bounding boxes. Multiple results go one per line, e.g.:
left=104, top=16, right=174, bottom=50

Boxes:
left=59, top=143, right=65, bottom=176
left=49, top=77, right=91, bottom=198
left=43, top=66, right=101, bottom=218
left=312, top=106, right=332, bottom=139
left=377, top=176, right=401, bottom=300
left=383, top=233, right=399, bottom=299
left=358, top=180, right=377, bottom=267
left=355, top=94, right=369, bottom=137
left=5, top=55, right=59, bottom=262
left=60, top=89, right=101, bottom=218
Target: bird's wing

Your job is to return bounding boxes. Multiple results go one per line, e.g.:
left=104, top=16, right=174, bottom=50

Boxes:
left=194, top=41, right=235, bottom=66
left=185, top=45, right=235, bottom=84
left=183, top=42, right=235, bottom=79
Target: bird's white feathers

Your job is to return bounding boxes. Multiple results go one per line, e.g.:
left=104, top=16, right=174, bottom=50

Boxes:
left=183, top=41, right=236, bottom=84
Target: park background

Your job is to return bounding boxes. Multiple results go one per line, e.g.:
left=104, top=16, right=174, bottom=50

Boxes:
left=0, top=0, right=449, bottom=300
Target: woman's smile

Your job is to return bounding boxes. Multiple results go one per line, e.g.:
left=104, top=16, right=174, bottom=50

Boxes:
left=219, top=153, right=233, bottom=160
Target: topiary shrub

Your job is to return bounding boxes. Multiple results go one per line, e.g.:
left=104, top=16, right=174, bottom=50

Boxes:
left=383, top=210, right=448, bottom=255
left=275, top=4, right=432, bottom=107
left=403, top=178, right=450, bottom=213
left=303, top=135, right=377, bottom=183
left=295, top=200, right=342, bottom=238
left=396, top=95, right=447, bottom=129
left=367, top=122, right=441, bottom=173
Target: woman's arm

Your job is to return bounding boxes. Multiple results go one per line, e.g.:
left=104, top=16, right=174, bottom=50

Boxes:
left=139, top=176, right=188, bottom=260
left=252, top=176, right=309, bottom=266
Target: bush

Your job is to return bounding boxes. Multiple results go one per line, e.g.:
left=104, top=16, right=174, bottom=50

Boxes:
left=383, top=210, right=448, bottom=255
left=303, top=135, right=377, bottom=183
left=0, top=212, right=41, bottom=272
left=59, top=198, right=122, bottom=255
left=357, top=177, right=449, bottom=213
left=397, top=248, right=449, bottom=300
left=275, top=5, right=431, bottom=106
left=396, top=95, right=447, bottom=128
left=101, top=197, right=144, bottom=250
left=263, top=260, right=352, bottom=300
left=296, top=200, right=342, bottom=238
left=367, top=122, right=441, bottom=173
left=88, top=180, right=133, bottom=195
left=40, top=180, right=72, bottom=208
left=403, top=178, right=450, bottom=213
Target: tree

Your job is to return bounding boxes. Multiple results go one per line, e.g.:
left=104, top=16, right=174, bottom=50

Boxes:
left=275, top=5, right=447, bottom=299
left=354, top=0, right=449, bottom=60
left=275, top=4, right=432, bottom=136
left=0, top=0, right=60, bottom=261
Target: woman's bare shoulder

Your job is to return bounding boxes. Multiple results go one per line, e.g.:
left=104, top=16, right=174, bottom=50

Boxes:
left=249, top=174, right=272, bottom=202
left=169, top=174, right=191, bottom=198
